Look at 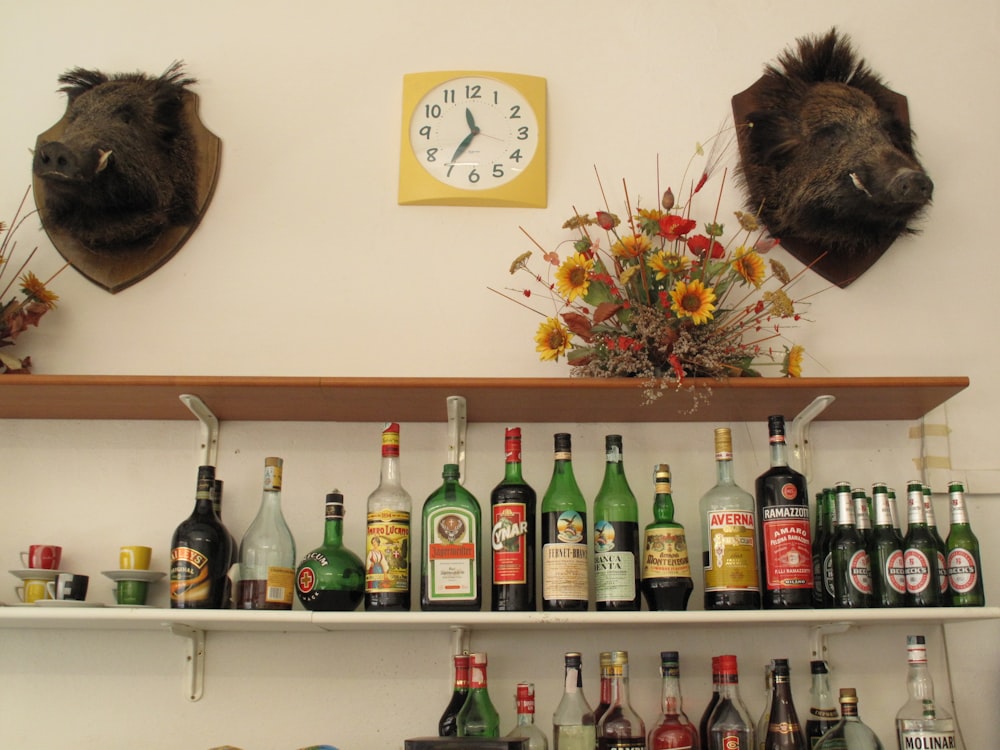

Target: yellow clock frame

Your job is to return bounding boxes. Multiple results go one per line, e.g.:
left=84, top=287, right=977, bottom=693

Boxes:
left=398, top=70, right=547, bottom=207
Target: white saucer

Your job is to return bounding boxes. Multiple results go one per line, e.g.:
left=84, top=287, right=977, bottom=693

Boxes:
left=9, top=568, right=64, bottom=581
left=101, top=570, right=166, bottom=583
left=35, top=599, right=103, bottom=607
left=108, top=603, right=157, bottom=608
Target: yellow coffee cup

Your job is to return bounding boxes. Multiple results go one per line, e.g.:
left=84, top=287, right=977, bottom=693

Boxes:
left=16, top=579, right=49, bottom=603
left=119, top=545, right=152, bottom=571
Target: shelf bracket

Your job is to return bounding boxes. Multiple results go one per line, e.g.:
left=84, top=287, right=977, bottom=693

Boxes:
left=810, top=622, right=853, bottom=663
left=179, top=394, right=219, bottom=467
left=450, top=625, right=470, bottom=655
left=447, top=396, right=468, bottom=484
left=169, top=624, right=206, bottom=702
left=790, top=395, right=835, bottom=482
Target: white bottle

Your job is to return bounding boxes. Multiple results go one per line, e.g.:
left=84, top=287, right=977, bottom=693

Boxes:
left=237, top=457, right=296, bottom=609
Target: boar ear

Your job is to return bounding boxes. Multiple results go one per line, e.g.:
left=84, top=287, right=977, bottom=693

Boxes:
left=57, top=68, right=109, bottom=101
left=745, top=110, right=800, bottom=171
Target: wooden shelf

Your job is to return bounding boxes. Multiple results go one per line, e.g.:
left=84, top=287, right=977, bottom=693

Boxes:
left=0, top=374, right=969, bottom=423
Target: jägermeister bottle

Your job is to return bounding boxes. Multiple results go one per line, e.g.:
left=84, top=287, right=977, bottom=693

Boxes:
left=421, top=463, right=482, bottom=611
left=902, top=480, right=940, bottom=607
left=593, top=435, right=641, bottom=611
left=946, top=480, right=985, bottom=606
left=869, top=483, right=906, bottom=608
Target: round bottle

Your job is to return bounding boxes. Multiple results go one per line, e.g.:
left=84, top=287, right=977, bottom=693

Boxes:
left=641, top=464, right=693, bottom=611
left=295, top=490, right=364, bottom=611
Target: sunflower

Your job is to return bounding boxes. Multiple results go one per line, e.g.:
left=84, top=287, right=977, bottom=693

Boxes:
left=782, top=344, right=804, bottom=377
left=535, top=317, right=571, bottom=361
left=669, top=279, right=716, bottom=325
left=555, top=252, right=594, bottom=302
left=648, top=251, right=690, bottom=280
left=732, top=246, right=766, bottom=288
left=19, top=271, right=60, bottom=309
left=611, top=233, right=652, bottom=260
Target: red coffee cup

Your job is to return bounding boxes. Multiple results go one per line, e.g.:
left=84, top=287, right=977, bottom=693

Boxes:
left=20, top=544, right=62, bottom=570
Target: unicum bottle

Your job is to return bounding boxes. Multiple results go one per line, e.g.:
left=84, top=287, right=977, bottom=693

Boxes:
left=541, top=433, right=590, bottom=612
left=295, top=491, right=364, bottom=611
left=945, top=480, right=985, bottom=606
left=421, top=463, right=482, bottom=611
left=593, top=435, right=641, bottom=611
left=641, top=464, right=693, bottom=611
left=237, top=457, right=296, bottom=609
left=365, top=422, right=412, bottom=612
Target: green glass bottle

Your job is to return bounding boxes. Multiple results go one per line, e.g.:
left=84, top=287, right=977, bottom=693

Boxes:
left=820, top=487, right=837, bottom=608
left=869, top=483, right=906, bottom=608
left=851, top=488, right=873, bottom=549
left=421, top=463, right=482, bottom=611
left=902, top=480, right=941, bottom=607
left=593, top=435, right=640, bottom=611
left=457, top=651, right=500, bottom=737
left=829, top=482, right=873, bottom=608
left=946, top=480, right=985, bottom=606
left=641, top=464, right=693, bottom=611
left=294, top=491, right=364, bottom=611
left=922, top=485, right=950, bottom=605
left=541, top=433, right=589, bottom=612
left=811, top=490, right=829, bottom=608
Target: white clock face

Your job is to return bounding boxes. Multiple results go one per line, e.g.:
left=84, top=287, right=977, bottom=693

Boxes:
left=408, top=76, right=539, bottom=190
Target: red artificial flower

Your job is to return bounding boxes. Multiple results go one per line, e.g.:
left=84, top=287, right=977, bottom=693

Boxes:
left=658, top=214, right=697, bottom=241
left=596, top=211, right=617, bottom=230
left=687, top=234, right=725, bottom=259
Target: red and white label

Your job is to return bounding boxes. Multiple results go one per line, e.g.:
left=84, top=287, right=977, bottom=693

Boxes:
left=885, top=549, right=907, bottom=595
left=848, top=550, right=873, bottom=594
left=947, top=548, right=978, bottom=593
left=904, top=549, right=931, bottom=593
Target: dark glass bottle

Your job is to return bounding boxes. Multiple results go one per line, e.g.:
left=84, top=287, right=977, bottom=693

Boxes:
left=946, top=480, right=985, bottom=606
left=439, top=653, right=471, bottom=736
left=491, top=427, right=537, bottom=612
left=170, top=465, right=232, bottom=609
left=756, top=415, right=813, bottom=609
left=699, top=656, right=721, bottom=750
left=922, top=485, right=950, bottom=605
left=707, top=654, right=754, bottom=750
left=811, top=490, right=829, bottom=609
left=421, top=463, right=482, bottom=611
left=593, top=435, right=641, bottom=611
left=820, top=488, right=837, bottom=608
left=902, top=480, right=940, bottom=607
left=365, top=422, right=412, bottom=612
left=641, top=464, right=693, bottom=611
left=541, top=433, right=589, bottom=612
left=457, top=652, right=500, bottom=737
left=804, top=661, right=837, bottom=749
left=210, top=478, right=238, bottom=609
left=829, top=482, right=873, bottom=608
left=595, top=651, right=613, bottom=728
left=851, top=488, right=873, bottom=549
left=869, top=483, right=905, bottom=608
left=648, top=651, right=699, bottom=750
left=295, top=491, right=364, bottom=611
left=764, top=659, right=806, bottom=749
left=596, top=650, right=646, bottom=749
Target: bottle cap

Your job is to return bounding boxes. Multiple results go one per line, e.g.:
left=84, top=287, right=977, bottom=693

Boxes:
left=659, top=650, right=679, bottom=663
left=717, top=654, right=738, bottom=674
left=442, top=463, right=460, bottom=479
left=564, top=652, right=582, bottom=667
left=838, top=687, right=858, bottom=702
left=469, top=651, right=487, bottom=666
left=767, top=414, right=786, bottom=435
left=554, top=433, right=572, bottom=451
left=713, top=428, right=732, bottom=456
left=810, top=660, right=828, bottom=674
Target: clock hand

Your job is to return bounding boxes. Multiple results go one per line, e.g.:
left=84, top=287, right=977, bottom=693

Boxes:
left=465, top=107, right=478, bottom=131
left=450, top=110, right=482, bottom=163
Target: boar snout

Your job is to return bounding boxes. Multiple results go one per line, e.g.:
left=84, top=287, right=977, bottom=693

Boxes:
left=888, top=168, right=933, bottom=206
left=33, top=141, right=111, bottom=182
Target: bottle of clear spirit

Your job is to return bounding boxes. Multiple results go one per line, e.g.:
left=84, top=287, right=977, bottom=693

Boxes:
left=805, top=660, right=838, bottom=748
left=814, top=688, right=883, bottom=750
left=506, top=682, right=549, bottom=750
left=553, top=652, right=596, bottom=750
left=238, top=457, right=296, bottom=609
left=894, top=635, right=957, bottom=749
left=707, top=654, right=754, bottom=750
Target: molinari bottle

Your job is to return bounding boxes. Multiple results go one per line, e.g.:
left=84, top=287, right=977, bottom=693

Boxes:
left=170, top=465, right=232, bottom=609
left=869, top=483, right=906, bottom=608
left=491, top=427, right=537, bottom=612
left=764, top=659, right=806, bottom=749
left=457, top=652, right=500, bottom=737
left=593, top=435, right=641, bottom=611
left=438, top=653, right=470, bottom=737
left=365, top=422, right=412, bottom=611
left=295, top=491, right=364, bottom=611
left=755, top=415, right=814, bottom=609
left=541, top=433, right=589, bottom=612
left=894, top=635, right=958, bottom=749
left=829, top=482, right=873, bottom=608
left=237, top=457, right=296, bottom=609
left=553, top=652, right=596, bottom=750
left=596, top=650, right=646, bottom=749
left=421, top=463, right=482, bottom=611
left=707, top=654, right=755, bottom=750
left=700, top=428, right=760, bottom=610
left=648, top=651, right=699, bottom=750
left=946, top=480, right=985, bottom=606
left=902, top=481, right=940, bottom=607
left=641, top=464, right=694, bottom=611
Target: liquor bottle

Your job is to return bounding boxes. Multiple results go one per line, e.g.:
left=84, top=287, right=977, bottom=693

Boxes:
left=210, top=478, right=238, bottom=608
left=238, top=457, right=296, bottom=609
left=492, top=427, right=537, bottom=612
left=756, top=662, right=774, bottom=750
left=295, top=490, right=364, bottom=611
left=811, top=491, right=829, bottom=608
left=365, top=422, right=412, bottom=612
left=593, top=435, right=641, bottom=611
left=851, top=489, right=873, bottom=548
left=804, top=661, right=838, bottom=749
left=595, top=651, right=614, bottom=728
left=699, top=656, right=722, bottom=750
left=820, top=488, right=837, bottom=608
left=902, top=481, right=940, bottom=607
left=648, top=651, right=699, bottom=750
left=764, top=658, right=806, bottom=749
left=922, top=485, right=950, bottom=605
left=457, top=652, right=500, bottom=737
left=945, top=480, right=985, bottom=606
left=541, top=433, right=589, bottom=612
left=756, top=415, right=814, bottom=609
left=641, top=464, right=694, bottom=611
left=706, top=654, right=755, bottom=750
left=813, top=688, right=883, bottom=750
left=894, top=635, right=958, bottom=749
left=553, top=652, right=596, bottom=750
left=439, top=652, right=470, bottom=737
left=596, top=650, right=646, bottom=750
left=506, top=682, right=549, bottom=750
left=700, top=428, right=761, bottom=610
left=170, top=465, right=232, bottom=609
left=829, top=482, right=873, bottom=608
left=868, top=484, right=905, bottom=609
left=421, top=463, right=482, bottom=611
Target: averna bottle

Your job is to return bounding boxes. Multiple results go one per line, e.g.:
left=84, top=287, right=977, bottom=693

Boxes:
left=922, top=485, right=950, bottom=605
left=814, top=688, right=883, bottom=750
left=238, top=457, right=296, bottom=609
left=506, top=682, right=549, bottom=750
left=699, top=657, right=722, bottom=750
left=365, top=422, right=412, bottom=612
left=648, top=651, right=699, bottom=750
left=170, top=465, right=232, bottom=609
left=902, top=481, right=940, bottom=607
left=457, top=651, right=500, bottom=737
left=701, top=428, right=761, bottom=610
left=491, top=427, right=537, bottom=612
left=706, top=654, right=754, bottom=750
left=553, top=651, right=596, bottom=750
left=641, top=464, right=694, bottom=611
left=756, top=415, right=814, bottom=609
left=764, top=659, right=806, bottom=749
left=868, top=483, right=905, bottom=609
left=294, top=490, right=364, bottom=611
left=829, top=482, right=873, bottom=608
left=945, top=480, right=985, bottom=606
left=596, top=650, right=646, bottom=750
left=541, top=433, right=590, bottom=612
left=210, top=478, right=238, bottom=609
left=593, top=435, right=641, bottom=611
left=421, top=463, right=482, bottom=611
left=438, top=652, right=470, bottom=737
left=894, top=635, right=958, bottom=749
left=804, top=661, right=838, bottom=749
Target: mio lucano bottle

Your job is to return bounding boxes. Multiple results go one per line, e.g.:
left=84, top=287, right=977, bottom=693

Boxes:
left=365, top=422, right=412, bottom=612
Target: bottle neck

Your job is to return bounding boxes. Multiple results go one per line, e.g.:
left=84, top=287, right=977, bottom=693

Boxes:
left=949, top=488, right=970, bottom=525
left=768, top=432, right=789, bottom=468
left=564, top=663, right=583, bottom=695
left=469, top=659, right=489, bottom=690
left=607, top=665, right=630, bottom=708
left=839, top=700, right=859, bottom=719
left=906, top=652, right=937, bottom=708
left=717, top=672, right=741, bottom=702
left=834, top=489, right=855, bottom=527
left=907, top=487, right=927, bottom=525
left=872, top=490, right=893, bottom=527
left=324, top=502, right=345, bottom=547
left=714, top=455, right=736, bottom=486
left=652, top=484, right=676, bottom=523
left=659, top=664, right=684, bottom=716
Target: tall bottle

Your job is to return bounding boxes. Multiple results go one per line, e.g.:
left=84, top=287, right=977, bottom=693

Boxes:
left=438, top=653, right=470, bottom=737
left=210, top=478, right=238, bottom=608
left=756, top=662, right=774, bottom=750
left=596, top=651, right=614, bottom=728
left=851, top=489, right=873, bottom=549
left=553, top=652, right=596, bottom=750
left=295, top=491, right=364, bottom=611
left=764, top=659, right=806, bottom=749
left=756, top=415, right=814, bottom=609
left=170, top=465, right=232, bottom=609
left=365, top=422, right=412, bottom=612
left=649, top=651, right=700, bottom=750
left=506, top=682, right=549, bottom=750
left=804, top=661, right=838, bottom=749
left=869, top=483, right=906, bottom=609
left=596, top=650, right=646, bottom=749
left=945, top=480, right=985, bottom=607
left=706, top=654, right=755, bottom=750
left=820, top=488, right=838, bottom=608
left=894, top=635, right=957, bottom=749
left=902, top=481, right=940, bottom=607
left=829, top=482, right=873, bottom=608
left=922, top=486, right=950, bottom=605
left=238, top=457, right=296, bottom=610
left=457, top=652, right=500, bottom=737
left=811, top=491, right=830, bottom=608
left=699, top=657, right=722, bottom=750
left=541, top=433, right=590, bottom=612
left=492, top=427, right=537, bottom=612
left=641, top=464, right=694, bottom=611
left=701, top=428, right=761, bottom=610
left=420, top=463, right=482, bottom=611
left=814, top=688, right=883, bottom=750
left=593, top=435, right=641, bottom=611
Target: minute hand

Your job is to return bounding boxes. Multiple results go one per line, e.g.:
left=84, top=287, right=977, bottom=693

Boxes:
left=450, top=108, right=481, bottom=163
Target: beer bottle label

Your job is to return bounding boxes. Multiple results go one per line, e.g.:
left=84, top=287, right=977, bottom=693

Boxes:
left=761, top=502, right=813, bottom=590
left=848, top=549, right=873, bottom=594
left=491, top=501, right=528, bottom=584
left=425, top=507, right=478, bottom=601
left=365, top=509, right=410, bottom=594
left=936, top=550, right=949, bottom=595
left=704, top=510, right=759, bottom=592
left=947, top=548, right=978, bottom=593
left=884, top=549, right=907, bottom=594
left=641, top=527, right=691, bottom=579
left=904, top=548, right=932, bottom=593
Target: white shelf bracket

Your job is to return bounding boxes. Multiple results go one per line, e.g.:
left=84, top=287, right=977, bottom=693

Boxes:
left=447, top=396, right=468, bottom=484
left=810, top=622, right=853, bottom=663
left=450, top=625, right=470, bottom=655
left=790, top=395, right=835, bottom=482
left=179, top=394, right=219, bottom=467
left=169, top=624, right=206, bottom=702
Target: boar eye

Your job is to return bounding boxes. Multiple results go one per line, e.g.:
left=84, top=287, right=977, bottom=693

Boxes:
left=813, top=124, right=846, bottom=146
left=114, top=105, right=135, bottom=125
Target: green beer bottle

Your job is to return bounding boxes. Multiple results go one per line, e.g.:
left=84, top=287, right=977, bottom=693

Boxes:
left=902, top=480, right=940, bottom=607
left=829, top=482, right=873, bottom=608
left=922, top=484, right=950, bottom=605
left=869, top=483, right=906, bottom=608
left=946, top=480, right=985, bottom=607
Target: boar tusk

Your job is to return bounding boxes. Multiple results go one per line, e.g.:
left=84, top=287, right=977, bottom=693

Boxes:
left=849, top=172, right=872, bottom=197
left=96, top=149, right=113, bottom=173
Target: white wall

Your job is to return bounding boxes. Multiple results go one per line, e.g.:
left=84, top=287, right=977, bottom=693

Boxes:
left=1, top=1, right=998, bottom=748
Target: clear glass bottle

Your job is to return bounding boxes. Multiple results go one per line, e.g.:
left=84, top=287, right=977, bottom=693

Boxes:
left=648, top=651, right=699, bottom=750
left=365, top=422, right=412, bottom=612
left=945, top=480, right=985, bottom=606
left=506, top=682, right=549, bottom=750
left=294, top=490, right=364, bottom=611
left=238, top=457, right=296, bottom=609
left=699, top=656, right=722, bottom=750
left=894, top=635, right=957, bottom=749
left=541, top=433, right=589, bottom=612
left=902, top=481, right=940, bottom=607
left=491, top=427, right=537, bottom=612
left=869, top=483, right=905, bottom=609
left=764, top=658, right=806, bottom=749
left=804, top=661, right=838, bottom=748
left=420, top=463, right=482, bottom=611
left=170, top=465, right=232, bottom=609
left=593, top=435, right=641, bottom=611
left=641, top=464, right=694, bottom=611
left=922, top=485, right=950, bottom=605
left=700, top=428, right=761, bottom=610
left=707, top=654, right=755, bottom=750
left=438, top=652, right=470, bottom=737
left=553, top=651, right=596, bottom=750
left=829, top=482, right=873, bottom=608
left=457, top=651, right=500, bottom=737
left=757, top=662, right=774, bottom=750
left=596, top=650, right=646, bottom=749
left=814, top=688, right=883, bottom=750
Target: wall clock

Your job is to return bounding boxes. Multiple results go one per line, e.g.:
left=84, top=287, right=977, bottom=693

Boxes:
left=398, top=71, right=546, bottom=207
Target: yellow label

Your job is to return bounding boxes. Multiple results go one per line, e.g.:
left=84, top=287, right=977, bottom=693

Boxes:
left=704, top=510, right=759, bottom=591
left=642, top=527, right=691, bottom=578
left=264, top=566, right=295, bottom=605
left=366, top=509, right=410, bottom=594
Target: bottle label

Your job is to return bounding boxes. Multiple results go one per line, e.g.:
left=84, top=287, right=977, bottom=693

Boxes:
left=884, top=549, right=907, bottom=595
left=264, top=566, right=294, bottom=605
left=381, top=424, right=400, bottom=457
left=848, top=549, right=873, bottom=594
left=492, top=501, right=529, bottom=584
left=768, top=721, right=802, bottom=734
left=823, top=552, right=835, bottom=597
left=947, top=548, right=978, bottom=593
left=597, top=739, right=645, bottom=750
left=594, top=520, right=637, bottom=601
left=170, top=547, right=211, bottom=603
left=936, top=551, right=949, bottom=595
left=641, top=527, right=691, bottom=579
left=425, top=507, right=478, bottom=601
left=904, top=548, right=932, bottom=593
left=761, top=504, right=813, bottom=590
left=719, top=730, right=749, bottom=750
left=899, top=731, right=957, bottom=748
left=704, top=510, right=759, bottom=592
left=809, top=708, right=839, bottom=720
left=542, top=510, right=588, bottom=601
left=365, top=509, right=410, bottom=594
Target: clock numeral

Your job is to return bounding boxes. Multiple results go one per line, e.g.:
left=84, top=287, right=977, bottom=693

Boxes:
left=492, top=164, right=505, bottom=179
left=418, top=125, right=433, bottom=140
left=509, top=104, right=521, bottom=119
left=464, top=84, right=482, bottom=100
left=467, top=168, right=481, bottom=184
left=425, top=147, right=439, bottom=163
left=443, top=89, right=455, bottom=104
left=516, top=126, right=530, bottom=141
left=509, top=149, right=523, bottom=163
left=423, top=104, right=443, bottom=119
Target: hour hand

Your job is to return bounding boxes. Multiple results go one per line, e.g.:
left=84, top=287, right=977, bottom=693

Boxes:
left=465, top=107, right=477, bottom=131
